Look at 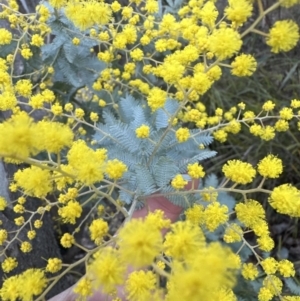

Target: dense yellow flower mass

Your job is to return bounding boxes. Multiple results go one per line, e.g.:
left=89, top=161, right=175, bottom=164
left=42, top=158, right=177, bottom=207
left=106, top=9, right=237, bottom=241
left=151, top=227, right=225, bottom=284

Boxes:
left=175, top=127, right=190, bottom=143
left=37, top=121, right=74, bottom=153
left=67, top=140, right=107, bottom=185
left=65, top=1, right=112, bottom=30
left=185, top=204, right=205, bottom=225
left=15, top=79, right=33, bottom=98
left=0, top=197, right=7, bottom=211
left=0, top=269, right=47, bottom=301
left=166, top=242, right=238, bottom=301
left=60, top=233, right=75, bottom=248
left=223, top=223, right=243, bottom=243
left=73, top=277, right=93, bottom=298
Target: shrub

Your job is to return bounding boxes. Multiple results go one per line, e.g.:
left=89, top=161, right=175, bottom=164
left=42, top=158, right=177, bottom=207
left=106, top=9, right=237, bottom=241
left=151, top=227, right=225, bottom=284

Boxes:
left=0, top=0, right=300, bottom=300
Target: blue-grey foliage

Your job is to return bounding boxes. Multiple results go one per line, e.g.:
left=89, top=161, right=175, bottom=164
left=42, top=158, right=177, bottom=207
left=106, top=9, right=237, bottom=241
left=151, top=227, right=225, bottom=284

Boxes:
left=94, top=94, right=216, bottom=207
left=285, top=278, right=300, bottom=295
left=41, top=13, right=105, bottom=92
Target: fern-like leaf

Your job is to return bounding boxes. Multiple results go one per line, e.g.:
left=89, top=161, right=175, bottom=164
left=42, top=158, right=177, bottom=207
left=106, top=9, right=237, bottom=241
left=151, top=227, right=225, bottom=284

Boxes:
left=135, top=165, right=157, bottom=194
left=129, top=106, right=148, bottom=130
left=155, top=99, right=179, bottom=130
left=204, top=173, right=219, bottom=188
left=109, top=124, right=141, bottom=153
left=152, top=157, right=179, bottom=187
left=161, top=185, right=197, bottom=208
left=119, top=94, right=140, bottom=123
left=192, top=130, right=214, bottom=146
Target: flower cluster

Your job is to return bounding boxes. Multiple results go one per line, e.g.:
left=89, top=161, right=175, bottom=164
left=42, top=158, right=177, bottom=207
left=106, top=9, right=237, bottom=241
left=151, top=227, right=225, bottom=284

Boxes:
left=76, top=213, right=239, bottom=301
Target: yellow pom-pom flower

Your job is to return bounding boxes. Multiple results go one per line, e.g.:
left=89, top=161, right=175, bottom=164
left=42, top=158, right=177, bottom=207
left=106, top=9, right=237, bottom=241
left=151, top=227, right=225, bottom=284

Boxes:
left=0, top=113, right=42, bottom=159
left=164, top=221, right=205, bottom=261
left=130, top=48, right=144, bottom=61
left=14, top=166, right=52, bottom=198
left=278, top=259, right=295, bottom=277
left=147, top=87, right=167, bottom=111
left=187, top=162, right=205, bottom=179
left=208, top=27, right=242, bottom=60
left=185, top=204, right=205, bottom=225
left=279, top=107, right=294, bottom=120
left=225, top=0, right=253, bottom=27
left=242, top=263, right=259, bottom=280
left=20, top=241, right=32, bottom=253
left=105, top=159, right=127, bottom=180
left=88, top=247, right=125, bottom=294
left=135, top=124, right=150, bottom=138
left=235, top=199, right=265, bottom=228
left=231, top=54, right=257, bottom=76
left=263, top=275, right=283, bottom=295
left=257, top=235, right=275, bottom=252
left=117, top=219, right=162, bottom=267
left=15, top=79, right=33, bottom=98
left=58, top=200, right=82, bottom=224
left=46, top=258, right=62, bottom=273
left=0, top=29, right=12, bottom=45
left=37, top=120, right=74, bottom=153
left=266, top=20, right=299, bottom=53
left=222, top=159, right=256, bottom=184
left=89, top=219, right=108, bottom=245
left=175, top=127, right=190, bottom=143
left=269, top=184, right=300, bottom=217
left=60, top=233, right=75, bottom=248
left=204, top=202, right=229, bottom=231
left=20, top=269, right=47, bottom=301
left=171, top=174, right=188, bottom=189
left=125, top=271, right=156, bottom=301
left=257, top=154, right=283, bottom=178
left=1, top=257, right=18, bottom=273
left=261, top=257, right=278, bottom=275
left=223, top=223, right=243, bottom=243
